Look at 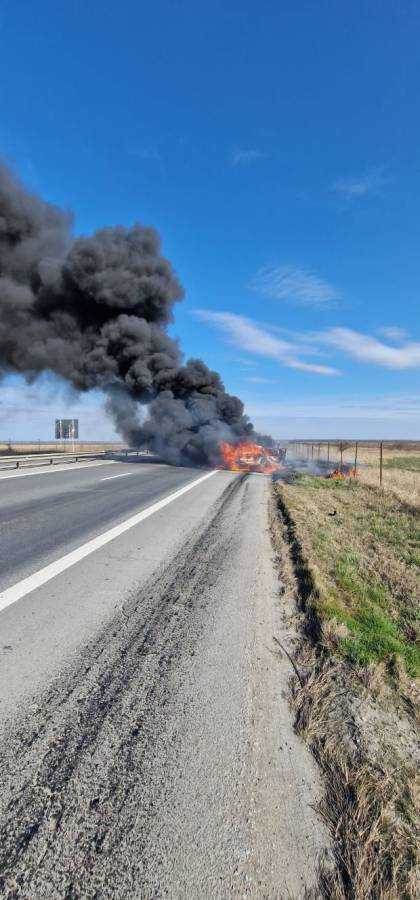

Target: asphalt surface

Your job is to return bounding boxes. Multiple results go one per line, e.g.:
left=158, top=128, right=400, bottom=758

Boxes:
left=0, top=459, right=328, bottom=898
left=0, top=459, right=205, bottom=591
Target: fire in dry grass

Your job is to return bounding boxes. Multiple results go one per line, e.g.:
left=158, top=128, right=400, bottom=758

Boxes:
left=219, top=440, right=281, bottom=474
left=327, top=468, right=357, bottom=480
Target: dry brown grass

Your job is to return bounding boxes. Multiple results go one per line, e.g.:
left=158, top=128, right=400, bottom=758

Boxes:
left=0, top=441, right=124, bottom=455
left=296, top=659, right=419, bottom=900
left=271, top=478, right=419, bottom=899
left=290, top=442, right=420, bottom=506
left=350, top=446, right=419, bottom=508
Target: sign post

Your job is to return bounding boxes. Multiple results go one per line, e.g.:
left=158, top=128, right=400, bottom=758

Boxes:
left=55, top=419, right=79, bottom=452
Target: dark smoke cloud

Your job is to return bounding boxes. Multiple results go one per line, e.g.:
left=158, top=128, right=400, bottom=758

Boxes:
left=0, top=162, right=267, bottom=465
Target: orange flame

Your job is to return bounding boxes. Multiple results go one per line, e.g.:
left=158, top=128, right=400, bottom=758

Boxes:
left=219, top=440, right=280, bottom=474
left=327, top=468, right=357, bottom=480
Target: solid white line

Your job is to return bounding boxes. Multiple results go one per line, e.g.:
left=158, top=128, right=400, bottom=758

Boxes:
left=0, top=470, right=217, bottom=613
left=101, top=472, right=135, bottom=481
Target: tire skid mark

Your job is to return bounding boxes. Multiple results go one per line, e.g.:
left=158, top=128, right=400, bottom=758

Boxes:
left=0, top=475, right=247, bottom=898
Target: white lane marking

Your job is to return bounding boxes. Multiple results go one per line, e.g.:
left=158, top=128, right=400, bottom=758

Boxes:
left=0, top=470, right=217, bottom=613
left=101, top=472, right=135, bottom=481
left=0, top=460, right=117, bottom=482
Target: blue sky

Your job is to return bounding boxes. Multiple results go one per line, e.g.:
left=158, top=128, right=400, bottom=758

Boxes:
left=1, top=0, right=419, bottom=440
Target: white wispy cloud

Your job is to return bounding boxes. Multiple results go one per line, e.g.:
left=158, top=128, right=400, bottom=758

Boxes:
left=244, top=393, right=420, bottom=440
left=332, top=169, right=388, bottom=200
left=227, top=356, right=258, bottom=367
left=126, top=143, right=162, bottom=162
left=195, top=311, right=340, bottom=376
left=378, top=326, right=408, bottom=342
left=245, top=376, right=278, bottom=384
left=316, top=327, right=420, bottom=369
left=245, top=394, right=420, bottom=422
left=231, top=149, right=267, bottom=166
left=137, top=148, right=162, bottom=161
left=250, top=265, right=338, bottom=306
left=196, top=311, right=420, bottom=375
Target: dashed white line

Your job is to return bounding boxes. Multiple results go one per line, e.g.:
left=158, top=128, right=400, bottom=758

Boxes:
left=101, top=472, right=135, bottom=481
left=0, top=470, right=217, bottom=613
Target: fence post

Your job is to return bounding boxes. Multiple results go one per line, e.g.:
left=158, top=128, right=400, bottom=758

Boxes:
left=354, top=441, right=358, bottom=477
left=327, top=441, right=330, bottom=462
left=379, top=441, right=383, bottom=486
left=340, top=442, right=343, bottom=472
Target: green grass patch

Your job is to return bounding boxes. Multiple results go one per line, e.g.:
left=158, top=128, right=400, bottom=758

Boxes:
left=335, top=552, right=389, bottom=607
left=341, top=614, right=420, bottom=676
left=278, top=475, right=420, bottom=679
left=318, top=552, right=420, bottom=676
left=366, top=511, right=420, bottom=568
left=384, top=455, right=420, bottom=472
left=294, top=473, right=352, bottom=491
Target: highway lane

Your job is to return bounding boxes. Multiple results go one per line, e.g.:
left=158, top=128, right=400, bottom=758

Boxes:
left=0, top=463, right=234, bottom=721
left=0, top=460, right=207, bottom=592
left=0, top=463, right=329, bottom=897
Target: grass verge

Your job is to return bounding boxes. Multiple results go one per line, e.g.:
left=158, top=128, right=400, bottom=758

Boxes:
left=271, top=474, right=419, bottom=899
left=384, top=456, right=420, bottom=473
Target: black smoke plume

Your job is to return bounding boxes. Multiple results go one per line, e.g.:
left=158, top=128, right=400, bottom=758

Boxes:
left=0, top=162, right=266, bottom=465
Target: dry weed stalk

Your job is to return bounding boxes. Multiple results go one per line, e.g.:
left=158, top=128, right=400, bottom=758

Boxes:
left=293, top=658, right=419, bottom=899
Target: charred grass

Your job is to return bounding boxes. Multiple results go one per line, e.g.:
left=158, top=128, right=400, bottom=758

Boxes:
left=271, top=475, right=419, bottom=899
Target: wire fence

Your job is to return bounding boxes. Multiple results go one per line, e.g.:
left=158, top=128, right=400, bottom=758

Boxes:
left=287, top=440, right=420, bottom=507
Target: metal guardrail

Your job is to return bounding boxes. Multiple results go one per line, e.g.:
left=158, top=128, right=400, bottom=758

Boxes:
left=0, top=448, right=154, bottom=472
left=0, top=451, right=106, bottom=471
left=120, top=449, right=152, bottom=457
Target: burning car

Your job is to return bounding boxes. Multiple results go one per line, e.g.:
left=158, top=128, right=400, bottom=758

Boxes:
left=219, top=441, right=282, bottom=474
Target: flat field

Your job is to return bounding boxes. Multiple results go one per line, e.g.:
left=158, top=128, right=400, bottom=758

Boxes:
left=0, top=441, right=125, bottom=456
left=291, top=441, right=420, bottom=506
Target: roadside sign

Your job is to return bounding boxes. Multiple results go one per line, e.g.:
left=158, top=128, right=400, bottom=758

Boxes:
left=55, top=419, right=79, bottom=440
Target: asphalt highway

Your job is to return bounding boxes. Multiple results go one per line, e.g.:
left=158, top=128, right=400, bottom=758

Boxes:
left=0, top=458, right=329, bottom=898
left=0, top=459, right=211, bottom=592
